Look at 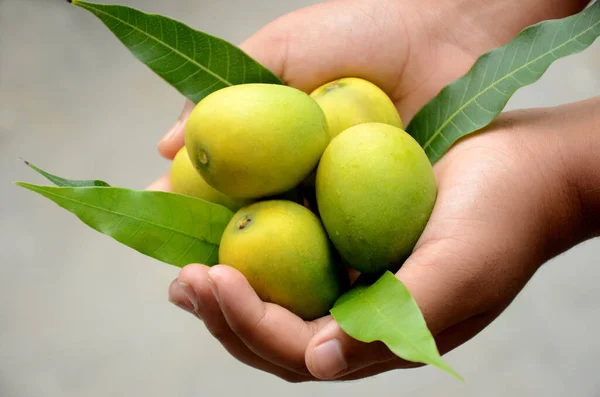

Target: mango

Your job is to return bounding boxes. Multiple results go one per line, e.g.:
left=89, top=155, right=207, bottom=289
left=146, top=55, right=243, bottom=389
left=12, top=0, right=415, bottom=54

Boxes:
left=218, top=200, right=347, bottom=320
left=316, top=122, right=437, bottom=275
left=170, top=147, right=252, bottom=212
left=185, top=84, right=329, bottom=199
left=310, top=77, right=403, bottom=140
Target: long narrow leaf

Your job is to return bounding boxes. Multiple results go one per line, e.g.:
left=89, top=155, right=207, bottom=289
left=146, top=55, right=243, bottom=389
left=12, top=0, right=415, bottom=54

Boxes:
left=70, top=0, right=283, bottom=103
left=16, top=183, right=233, bottom=267
left=407, top=2, right=600, bottom=164
left=23, top=159, right=110, bottom=187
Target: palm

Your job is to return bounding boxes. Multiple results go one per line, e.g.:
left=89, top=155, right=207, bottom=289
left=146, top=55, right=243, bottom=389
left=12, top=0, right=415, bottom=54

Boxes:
left=241, top=0, right=484, bottom=124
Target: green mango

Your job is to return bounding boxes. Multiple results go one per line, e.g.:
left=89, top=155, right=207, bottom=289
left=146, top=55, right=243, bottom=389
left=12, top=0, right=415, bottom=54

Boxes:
left=310, top=77, right=403, bottom=141
left=185, top=84, right=329, bottom=199
left=170, top=147, right=252, bottom=212
left=316, top=122, right=437, bottom=274
left=219, top=200, right=347, bottom=320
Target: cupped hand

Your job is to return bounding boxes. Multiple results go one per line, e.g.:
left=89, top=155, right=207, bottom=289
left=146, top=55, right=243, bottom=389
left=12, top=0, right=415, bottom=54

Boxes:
left=167, top=99, right=591, bottom=382
left=148, top=0, right=585, bottom=176
left=156, top=0, right=591, bottom=382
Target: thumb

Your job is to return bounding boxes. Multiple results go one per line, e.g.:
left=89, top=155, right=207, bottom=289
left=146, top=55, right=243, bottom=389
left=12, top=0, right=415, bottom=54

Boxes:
left=305, top=242, right=490, bottom=380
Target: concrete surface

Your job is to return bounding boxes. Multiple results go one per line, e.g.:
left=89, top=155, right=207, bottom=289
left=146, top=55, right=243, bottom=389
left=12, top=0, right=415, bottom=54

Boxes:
left=1, top=0, right=599, bottom=396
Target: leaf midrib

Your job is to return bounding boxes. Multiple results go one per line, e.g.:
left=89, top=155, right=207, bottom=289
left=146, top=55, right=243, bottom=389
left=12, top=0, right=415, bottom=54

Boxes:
left=422, top=16, right=600, bottom=150
left=20, top=184, right=216, bottom=245
left=76, top=1, right=233, bottom=88
left=355, top=285, right=458, bottom=377
left=355, top=285, right=437, bottom=362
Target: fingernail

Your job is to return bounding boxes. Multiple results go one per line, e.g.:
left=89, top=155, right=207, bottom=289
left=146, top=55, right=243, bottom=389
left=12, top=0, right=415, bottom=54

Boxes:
left=207, top=273, right=220, bottom=304
left=177, top=280, right=198, bottom=313
left=163, top=119, right=182, bottom=141
left=311, top=339, right=347, bottom=379
left=169, top=297, right=195, bottom=315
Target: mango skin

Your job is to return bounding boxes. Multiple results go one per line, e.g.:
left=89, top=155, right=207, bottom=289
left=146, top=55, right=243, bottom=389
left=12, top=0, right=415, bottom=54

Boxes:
left=185, top=84, right=329, bottom=199
left=310, top=77, right=403, bottom=141
left=170, top=147, right=252, bottom=212
left=218, top=200, right=347, bottom=320
left=316, top=122, right=437, bottom=275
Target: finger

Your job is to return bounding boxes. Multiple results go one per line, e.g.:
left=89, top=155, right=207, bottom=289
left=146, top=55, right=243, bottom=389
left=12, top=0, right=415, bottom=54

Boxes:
left=393, top=246, right=488, bottom=334
left=170, top=264, right=313, bottom=383
left=305, top=238, right=490, bottom=380
left=207, top=265, right=327, bottom=375
left=434, top=307, right=504, bottom=356
left=168, top=278, right=195, bottom=315
left=158, top=100, right=195, bottom=160
left=336, top=359, right=421, bottom=381
left=333, top=309, right=502, bottom=380
left=145, top=172, right=172, bottom=192
left=305, top=320, right=397, bottom=379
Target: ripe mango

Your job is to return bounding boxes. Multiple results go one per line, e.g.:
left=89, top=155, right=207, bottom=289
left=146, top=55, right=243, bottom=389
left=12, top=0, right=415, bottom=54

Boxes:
left=310, top=77, right=403, bottom=140
left=218, top=200, right=347, bottom=320
left=316, top=122, right=436, bottom=275
left=170, top=147, right=252, bottom=212
left=185, top=84, right=329, bottom=199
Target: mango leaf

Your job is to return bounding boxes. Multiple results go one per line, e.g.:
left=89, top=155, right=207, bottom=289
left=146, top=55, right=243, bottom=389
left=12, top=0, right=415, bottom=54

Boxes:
left=16, top=182, right=233, bottom=267
left=407, top=2, right=600, bottom=164
left=69, top=0, right=283, bottom=104
left=330, top=271, right=462, bottom=380
left=22, top=159, right=110, bottom=187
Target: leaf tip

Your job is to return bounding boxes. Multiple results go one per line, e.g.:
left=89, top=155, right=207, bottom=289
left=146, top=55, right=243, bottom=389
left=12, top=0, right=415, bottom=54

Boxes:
left=66, top=0, right=73, bottom=3
left=433, top=358, right=464, bottom=381
left=17, top=156, right=30, bottom=167
left=449, top=369, right=465, bottom=382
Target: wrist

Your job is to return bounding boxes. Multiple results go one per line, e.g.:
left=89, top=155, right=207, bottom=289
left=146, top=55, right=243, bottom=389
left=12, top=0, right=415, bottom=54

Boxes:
left=556, top=97, right=600, bottom=239
left=518, top=97, right=600, bottom=256
left=427, top=0, right=591, bottom=53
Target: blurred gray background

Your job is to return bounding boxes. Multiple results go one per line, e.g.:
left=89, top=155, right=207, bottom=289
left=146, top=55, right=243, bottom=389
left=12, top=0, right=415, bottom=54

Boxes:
left=1, top=0, right=599, bottom=396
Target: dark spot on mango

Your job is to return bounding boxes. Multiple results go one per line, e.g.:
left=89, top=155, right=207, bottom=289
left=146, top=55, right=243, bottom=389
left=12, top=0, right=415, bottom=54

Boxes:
left=237, top=215, right=252, bottom=230
left=324, top=81, right=343, bottom=93
left=198, top=150, right=208, bottom=165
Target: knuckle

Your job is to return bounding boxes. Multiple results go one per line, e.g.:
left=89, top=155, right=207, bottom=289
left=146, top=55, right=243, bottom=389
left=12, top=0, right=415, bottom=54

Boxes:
left=250, top=306, right=269, bottom=333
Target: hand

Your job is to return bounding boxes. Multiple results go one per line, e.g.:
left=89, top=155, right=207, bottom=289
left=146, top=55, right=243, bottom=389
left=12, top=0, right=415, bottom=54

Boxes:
left=149, top=0, right=587, bottom=165
left=157, top=0, right=593, bottom=382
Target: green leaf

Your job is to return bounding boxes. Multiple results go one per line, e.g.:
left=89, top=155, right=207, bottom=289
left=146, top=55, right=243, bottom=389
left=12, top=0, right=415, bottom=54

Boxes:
left=331, top=271, right=462, bottom=380
left=22, top=159, right=110, bottom=187
left=407, top=2, right=600, bottom=164
left=70, top=0, right=283, bottom=104
left=16, top=182, right=233, bottom=267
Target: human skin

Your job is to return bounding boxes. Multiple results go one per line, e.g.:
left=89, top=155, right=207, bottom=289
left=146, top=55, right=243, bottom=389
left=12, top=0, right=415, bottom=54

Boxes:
left=148, top=0, right=596, bottom=382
